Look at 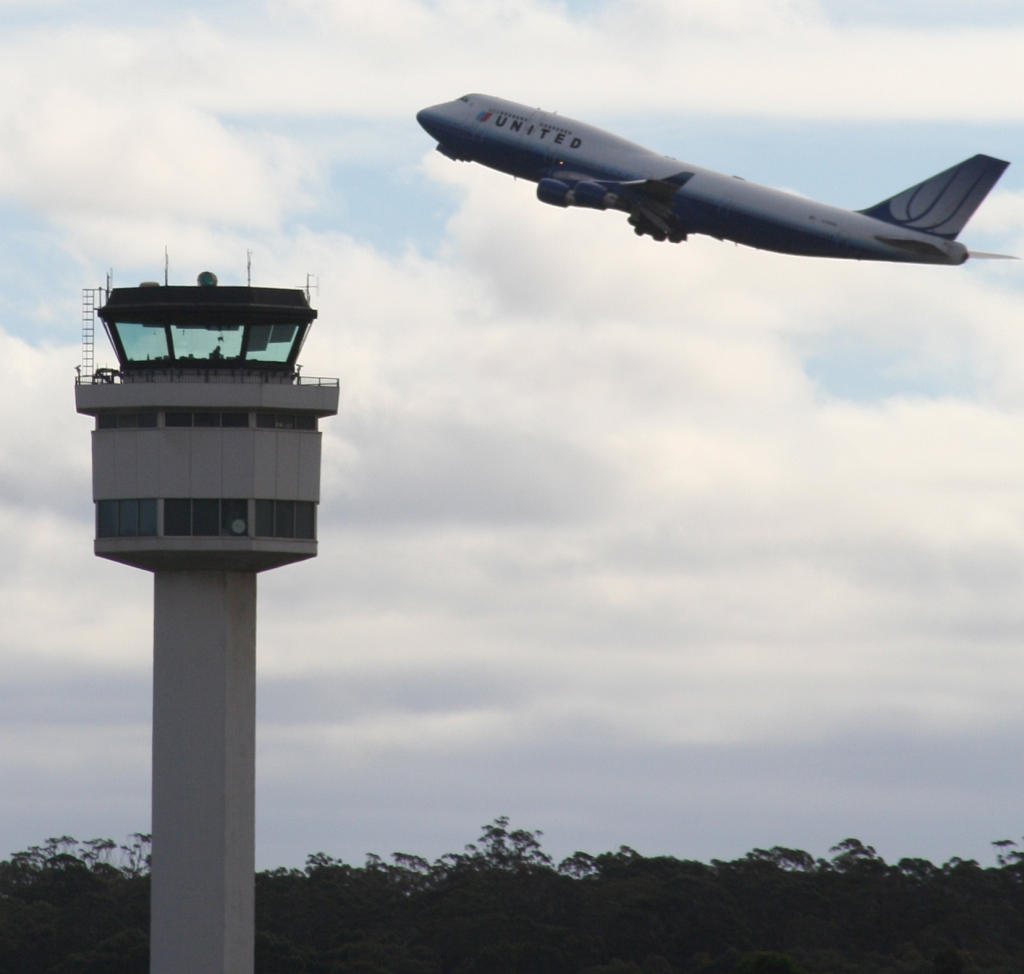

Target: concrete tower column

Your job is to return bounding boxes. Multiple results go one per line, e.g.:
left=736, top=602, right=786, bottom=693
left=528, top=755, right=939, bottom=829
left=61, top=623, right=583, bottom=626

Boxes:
left=151, top=570, right=256, bottom=974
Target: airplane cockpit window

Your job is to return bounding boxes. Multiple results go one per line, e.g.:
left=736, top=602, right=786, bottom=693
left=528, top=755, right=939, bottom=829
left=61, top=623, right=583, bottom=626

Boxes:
left=459, top=95, right=470, bottom=102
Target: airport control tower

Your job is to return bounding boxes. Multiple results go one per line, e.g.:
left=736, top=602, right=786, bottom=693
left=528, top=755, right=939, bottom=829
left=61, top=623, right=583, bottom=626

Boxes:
left=75, top=272, right=338, bottom=974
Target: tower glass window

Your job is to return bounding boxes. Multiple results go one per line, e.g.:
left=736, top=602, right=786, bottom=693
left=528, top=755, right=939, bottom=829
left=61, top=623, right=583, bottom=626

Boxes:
left=294, top=502, right=315, bottom=539
left=245, top=324, right=299, bottom=362
left=96, top=499, right=157, bottom=538
left=108, top=319, right=307, bottom=368
left=221, top=499, right=248, bottom=537
left=97, top=500, right=118, bottom=538
left=99, top=287, right=314, bottom=372
left=171, top=323, right=243, bottom=363
left=139, top=499, right=158, bottom=535
left=164, top=499, right=192, bottom=536
left=119, top=499, right=139, bottom=537
left=163, top=499, right=252, bottom=537
left=274, top=501, right=295, bottom=539
left=254, top=500, right=315, bottom=540
left=192, top=499, right=220, bottom=536
left=116, top=322, right=171, bottom=364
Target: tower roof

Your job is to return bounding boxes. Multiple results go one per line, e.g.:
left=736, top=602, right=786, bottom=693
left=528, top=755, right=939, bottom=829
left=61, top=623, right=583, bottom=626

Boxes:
left=97, top=284, right=317, bottom=373
left=100, top=285, right=317, bottom=325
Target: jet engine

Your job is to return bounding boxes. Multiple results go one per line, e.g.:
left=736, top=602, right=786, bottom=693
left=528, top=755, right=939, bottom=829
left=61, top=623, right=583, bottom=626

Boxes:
left=536, top=178, right=573, bottom=207
left=536, top=178, right=620, bottom=210
left=567, top=181, right=619, bottom=210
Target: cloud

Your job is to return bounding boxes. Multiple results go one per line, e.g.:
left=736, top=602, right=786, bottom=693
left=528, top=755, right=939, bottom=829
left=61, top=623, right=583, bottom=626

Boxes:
left=270, top=0, right=1024, bottom=122
left=0, top=335, right=91, bottom=512
left=7, top=187, right=1023, bottom=864
left=1, top=0, right=1023, bottom=870
left=0, top=1, right=1022, bottom=237
left=0, top=89, right=317, bottom=227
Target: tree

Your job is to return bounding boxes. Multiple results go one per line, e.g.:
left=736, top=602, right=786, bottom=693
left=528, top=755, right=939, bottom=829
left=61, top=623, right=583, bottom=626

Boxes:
left=932, top=948, right=966, bottom=974
left=734, top=952, right=810, bottom=974
left=461, top=816, right=554, bottom=871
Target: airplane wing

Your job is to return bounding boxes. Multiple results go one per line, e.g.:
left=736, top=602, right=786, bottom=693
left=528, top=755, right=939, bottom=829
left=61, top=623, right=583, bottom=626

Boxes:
left=536, top=170, right=696, bottom=242
left=623, top=171, right=695, bottom=201
left=620, top=172, right=695, bottom=242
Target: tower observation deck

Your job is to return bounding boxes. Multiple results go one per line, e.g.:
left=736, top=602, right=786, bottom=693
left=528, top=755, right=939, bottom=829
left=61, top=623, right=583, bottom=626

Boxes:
left=75, top=273, right=339, bottom=974
left=76, top=277, right=339, bottom=571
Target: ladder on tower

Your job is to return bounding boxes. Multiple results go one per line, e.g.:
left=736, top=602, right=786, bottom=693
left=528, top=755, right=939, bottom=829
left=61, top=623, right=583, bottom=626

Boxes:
left=80, top=288, right=97, bottom=383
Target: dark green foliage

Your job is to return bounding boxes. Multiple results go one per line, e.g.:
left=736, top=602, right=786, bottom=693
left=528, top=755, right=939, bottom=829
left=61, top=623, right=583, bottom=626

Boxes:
left=0, top=834, right=149, bottom=974
left=4, top=819, right=1024, bottom=972
left=734, top=953, right=809, bottom=974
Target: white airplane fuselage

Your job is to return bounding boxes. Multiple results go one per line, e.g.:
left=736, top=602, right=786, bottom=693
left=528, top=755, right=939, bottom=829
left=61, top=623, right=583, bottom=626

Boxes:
left=417, top=94, right=1009, bottom=265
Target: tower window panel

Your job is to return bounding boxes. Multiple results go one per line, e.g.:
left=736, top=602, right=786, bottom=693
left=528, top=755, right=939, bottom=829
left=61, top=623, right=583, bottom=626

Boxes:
left=254, top=500, right=274, bottom=537
left=139, top=499, right=157, bottom=536
left=165, top=412, right=192, bottom=428
left=255, top=412, right=317, bottom=430
left=274, top=500, right=295, bottom=538
left=193, top=412, right=219, bottom=428
left=97, top=412, right=159, bottom=430
left=164, top=499, right=191, bottom=536
left=221, top=412, right=249, bottom=428
left=246, top=324, right=271, bottom=353
left=118, top=499, right=139, bottom=537
left=192, top=499, right=219, bottom=536
left=294, top=502, right=315, bottom=540
left=97, top=500, right=118, bottom=538
left=95, top=498, right=158, bottom=537
left=221, top=499, right=249, bottom=537
left=245, top=323, right=299, bottom=362
left=252, top=500, right=315, bottom=539
left=170, top=323, right=243, bottom=363
left=115, top=322, right=170, bottom=364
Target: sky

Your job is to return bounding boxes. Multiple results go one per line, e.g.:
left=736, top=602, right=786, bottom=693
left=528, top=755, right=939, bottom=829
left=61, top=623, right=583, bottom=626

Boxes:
left=2, top=0, right=1024, bottom=872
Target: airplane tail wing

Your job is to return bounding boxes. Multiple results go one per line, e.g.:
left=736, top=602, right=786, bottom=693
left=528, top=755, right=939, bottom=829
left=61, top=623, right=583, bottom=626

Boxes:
left=859, top=154, right=1009, bottom=239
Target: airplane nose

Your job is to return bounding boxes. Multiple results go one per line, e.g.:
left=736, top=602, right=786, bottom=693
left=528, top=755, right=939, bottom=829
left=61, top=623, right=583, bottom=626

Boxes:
left=416, top=106, right=444, bottom=138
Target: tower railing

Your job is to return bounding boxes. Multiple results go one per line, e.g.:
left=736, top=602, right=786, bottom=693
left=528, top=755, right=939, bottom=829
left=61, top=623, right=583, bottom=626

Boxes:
left=75, top=367, right=339, bottom=388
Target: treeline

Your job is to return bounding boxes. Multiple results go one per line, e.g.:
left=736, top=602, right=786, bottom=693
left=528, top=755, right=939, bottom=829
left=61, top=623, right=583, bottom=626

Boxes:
left=2, top=818, right=1023, bottom=973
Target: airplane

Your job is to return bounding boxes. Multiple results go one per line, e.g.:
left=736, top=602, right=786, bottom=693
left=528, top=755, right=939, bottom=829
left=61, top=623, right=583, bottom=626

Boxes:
left=417, top=94, right=1012, bottom=265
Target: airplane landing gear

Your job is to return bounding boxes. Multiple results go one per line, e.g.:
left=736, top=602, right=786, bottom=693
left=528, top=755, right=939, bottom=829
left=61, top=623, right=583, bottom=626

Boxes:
left=629, top=213, right=687, bottom=243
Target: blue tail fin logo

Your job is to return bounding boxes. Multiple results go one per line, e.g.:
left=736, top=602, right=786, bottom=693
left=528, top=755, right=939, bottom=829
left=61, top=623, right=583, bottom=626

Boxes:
left=859, top=154, right=1009, bottom=240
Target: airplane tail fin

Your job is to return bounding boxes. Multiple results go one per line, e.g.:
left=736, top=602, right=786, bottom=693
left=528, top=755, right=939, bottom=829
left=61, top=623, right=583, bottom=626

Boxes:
left=859, top=154, right=1009, bottom=239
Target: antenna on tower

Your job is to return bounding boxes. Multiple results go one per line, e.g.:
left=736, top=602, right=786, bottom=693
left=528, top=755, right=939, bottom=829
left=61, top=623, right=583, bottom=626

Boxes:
left=247, top=249, right=253, bottom=287
left=164, top=247, right=169, bottom=286
left=304, top=273, right=318, bottom=302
